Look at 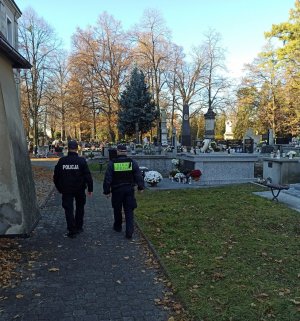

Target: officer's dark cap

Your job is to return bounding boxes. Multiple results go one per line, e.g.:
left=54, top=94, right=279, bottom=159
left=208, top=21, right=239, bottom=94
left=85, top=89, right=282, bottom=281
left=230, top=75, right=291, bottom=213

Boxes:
left=117, top=144, right=127, bottom=152
left=68, top=140, right=78, bottom=150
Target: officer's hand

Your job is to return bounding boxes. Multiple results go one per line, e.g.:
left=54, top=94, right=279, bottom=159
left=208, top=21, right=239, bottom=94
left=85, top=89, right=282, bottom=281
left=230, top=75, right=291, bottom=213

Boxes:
left=105, top=193, right=111, bottom=199
left=138, top=189, right=144, bottom=193
left=87, top=192, right=93, bottom=197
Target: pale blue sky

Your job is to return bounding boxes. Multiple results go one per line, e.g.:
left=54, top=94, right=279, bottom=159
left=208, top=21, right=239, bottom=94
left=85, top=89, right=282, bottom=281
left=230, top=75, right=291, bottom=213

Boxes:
left=16, top=0, right=295, bottom=78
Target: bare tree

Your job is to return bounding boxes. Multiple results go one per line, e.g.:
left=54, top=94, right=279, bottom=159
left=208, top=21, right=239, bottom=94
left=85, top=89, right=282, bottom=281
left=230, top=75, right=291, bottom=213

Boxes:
left=44, top=50, right=70, bottom=141
left=175, top=52, right=206, bottom=108
left=18, top=8, right=61, bottom=146
left=164, top=44, right=184, bottom=132
left=196, top=29, right=231, bottom=113
left=131, top=9, right=172, bottom=140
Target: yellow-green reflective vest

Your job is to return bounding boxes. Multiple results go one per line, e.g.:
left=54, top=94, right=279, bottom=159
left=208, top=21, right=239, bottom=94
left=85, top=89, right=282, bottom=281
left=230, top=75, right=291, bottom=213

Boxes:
left=113, top=162, right=132, bottom=172
left=112, top=158, right=134, bottom=185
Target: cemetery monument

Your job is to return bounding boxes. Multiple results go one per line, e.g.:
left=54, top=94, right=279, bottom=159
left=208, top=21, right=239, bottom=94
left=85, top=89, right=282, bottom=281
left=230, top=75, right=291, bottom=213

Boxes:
left=181, top=104, right=191, bottom=147
left=160, top=108, right=168, bottom=146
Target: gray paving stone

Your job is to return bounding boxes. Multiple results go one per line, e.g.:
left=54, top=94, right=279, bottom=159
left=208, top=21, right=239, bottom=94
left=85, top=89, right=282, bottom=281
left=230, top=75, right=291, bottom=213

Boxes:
left=0, top=181, right=170, bottom=321
left=255, top=182, right=300, bottom=212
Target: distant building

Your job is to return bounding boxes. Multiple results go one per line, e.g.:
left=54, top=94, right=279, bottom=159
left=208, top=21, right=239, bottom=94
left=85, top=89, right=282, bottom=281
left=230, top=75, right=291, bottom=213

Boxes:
left=0, top=0, right=39, bottom=236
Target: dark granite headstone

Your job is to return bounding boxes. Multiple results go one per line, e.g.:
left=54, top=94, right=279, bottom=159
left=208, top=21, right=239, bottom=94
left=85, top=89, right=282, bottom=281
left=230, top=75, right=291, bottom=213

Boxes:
left=181, top=104, right=191, bottom=147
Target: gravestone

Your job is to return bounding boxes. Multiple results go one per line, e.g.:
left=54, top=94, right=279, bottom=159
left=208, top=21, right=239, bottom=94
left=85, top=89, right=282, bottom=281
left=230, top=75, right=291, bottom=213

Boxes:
left=204, top=107, right=216, bottom=139
left=224, top=119, right=234, bottom=140
left=172, top=127, right=178, bottom=150
left=244, top=138, right=254, bottom=153
left=268, top=129, right=274, bottom=145
left=160, top=108, right=168, bottom=146
left=181, top=104, right=191, bottom=147
left=243, top=128, right=261, bottom=153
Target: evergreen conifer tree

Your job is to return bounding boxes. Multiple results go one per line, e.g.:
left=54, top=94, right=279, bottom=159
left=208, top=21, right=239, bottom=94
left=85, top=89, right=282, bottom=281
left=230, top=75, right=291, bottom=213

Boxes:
left=118, top=67, right=158, bottom=138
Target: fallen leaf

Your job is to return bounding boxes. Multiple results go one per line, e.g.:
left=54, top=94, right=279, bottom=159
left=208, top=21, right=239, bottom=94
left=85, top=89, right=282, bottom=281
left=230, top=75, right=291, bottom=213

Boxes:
left=212, top=272, right=225, bottom=281
left=16, top=294, right=24, bottom=299
left=215, top=256, right=224, bottom=260
left=290, top=299, right=300, bottom=305
left=48, top=267, right=59, bottom=272
left=116, top=280, right=122, bottom=284
left=256, top=293, right=269, bottom=299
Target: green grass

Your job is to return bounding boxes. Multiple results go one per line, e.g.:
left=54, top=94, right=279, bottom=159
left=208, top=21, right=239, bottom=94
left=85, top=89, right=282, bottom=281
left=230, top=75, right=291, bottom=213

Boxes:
left=135, top=184, right=300, bottom=321
left=88, top=162, right=107, bottom=181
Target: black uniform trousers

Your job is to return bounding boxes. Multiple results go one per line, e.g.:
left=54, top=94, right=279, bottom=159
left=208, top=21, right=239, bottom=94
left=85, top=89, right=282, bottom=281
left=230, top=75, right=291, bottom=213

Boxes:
left=62, top=191, right=86, bottom=233
left=111, top=185, right=137, bottom=237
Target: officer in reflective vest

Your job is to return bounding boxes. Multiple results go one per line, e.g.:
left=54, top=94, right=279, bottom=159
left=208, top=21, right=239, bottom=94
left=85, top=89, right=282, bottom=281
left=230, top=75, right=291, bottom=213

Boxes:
left=103, top=144, right=144, bottom=239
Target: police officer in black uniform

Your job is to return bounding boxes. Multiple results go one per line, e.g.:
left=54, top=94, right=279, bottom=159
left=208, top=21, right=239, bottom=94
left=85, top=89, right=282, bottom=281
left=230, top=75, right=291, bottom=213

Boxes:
left=53, top=140, right=93, bottom=238
left=103, top=144, right=144, bottom=239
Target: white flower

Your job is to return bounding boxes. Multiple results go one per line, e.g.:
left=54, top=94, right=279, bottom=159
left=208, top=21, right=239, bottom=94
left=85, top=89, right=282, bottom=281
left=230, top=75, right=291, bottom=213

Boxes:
left=174, top=172, right=185, bottom=179
left=144, top=170, right=163, bottom=184
left=171, top=158, right=179, bottom=165
left=287, top=150, right=297, bottom=156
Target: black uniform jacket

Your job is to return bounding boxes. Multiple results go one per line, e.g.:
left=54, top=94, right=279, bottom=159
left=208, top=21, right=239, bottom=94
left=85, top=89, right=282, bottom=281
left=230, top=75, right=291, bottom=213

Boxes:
left=103, top=155, right=144, bottom=195
left=53, top=152, right=93, bottom=194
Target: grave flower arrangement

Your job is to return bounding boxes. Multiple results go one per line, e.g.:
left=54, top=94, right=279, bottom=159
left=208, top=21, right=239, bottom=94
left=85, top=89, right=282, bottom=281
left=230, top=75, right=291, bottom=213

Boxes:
left=144, top=170, right=163, bottom=186
left=287, top=150, right=297, bottom=159
left=169, top=169, right=180, bottom=177
left=190, top=169, right=202, bottom=179
left=174, top=172, right=186, bottom=182
left=171, top=158, right=180, bottom=166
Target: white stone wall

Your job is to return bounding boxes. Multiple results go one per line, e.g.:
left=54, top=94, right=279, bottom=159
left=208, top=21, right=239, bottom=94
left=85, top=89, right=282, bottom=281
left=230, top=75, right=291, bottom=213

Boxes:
left=0, top=55, right=40, bottom=235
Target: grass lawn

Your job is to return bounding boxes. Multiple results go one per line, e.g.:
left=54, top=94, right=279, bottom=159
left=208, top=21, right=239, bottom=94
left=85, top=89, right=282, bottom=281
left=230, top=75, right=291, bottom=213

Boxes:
left=135, top=184, right=300, bottom=321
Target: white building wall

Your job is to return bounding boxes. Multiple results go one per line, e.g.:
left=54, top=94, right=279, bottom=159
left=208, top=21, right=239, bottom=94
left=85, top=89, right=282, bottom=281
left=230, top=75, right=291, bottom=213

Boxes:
left=0, top=0, right=21, bottom=48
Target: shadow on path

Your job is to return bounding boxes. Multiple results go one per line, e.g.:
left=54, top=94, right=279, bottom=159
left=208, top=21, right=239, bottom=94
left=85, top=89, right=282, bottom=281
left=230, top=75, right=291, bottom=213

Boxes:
left=0, top=181, right=171, bottom=321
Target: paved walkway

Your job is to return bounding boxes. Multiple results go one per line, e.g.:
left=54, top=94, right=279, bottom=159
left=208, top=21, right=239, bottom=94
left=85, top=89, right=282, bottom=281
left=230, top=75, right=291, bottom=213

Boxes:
left=2, top=160, right=299, bottom=321
left=0, top=181, right=171, bottom=321
left=254, top=183, right=300, bottom=213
